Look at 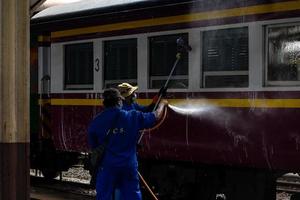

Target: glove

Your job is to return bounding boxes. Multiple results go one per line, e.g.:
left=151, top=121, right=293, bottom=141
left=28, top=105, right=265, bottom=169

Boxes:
left=152, top=95, right=159, bottom=104
left=151, top=86, right=167, bottom=104
left=151, top=87, right=167, bottom=104
left=147, top=86, right=167, bottom=112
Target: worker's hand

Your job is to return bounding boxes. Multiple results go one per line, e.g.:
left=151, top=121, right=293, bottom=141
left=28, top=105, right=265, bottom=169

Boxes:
left=160, top=99, right=168, bottom=106
left=154, top=100, right=168, bottom=119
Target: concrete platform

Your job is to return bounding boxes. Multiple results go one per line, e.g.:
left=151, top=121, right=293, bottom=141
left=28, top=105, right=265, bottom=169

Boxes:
left=31, top=186, right=93, bottom=200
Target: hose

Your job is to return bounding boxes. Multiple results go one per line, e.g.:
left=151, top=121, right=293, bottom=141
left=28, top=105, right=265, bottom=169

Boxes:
left=148, top=105, right=168, bottom=131
left=138, top=171, right=159, bottom=200
left=137, top=106, right=168, bottom=144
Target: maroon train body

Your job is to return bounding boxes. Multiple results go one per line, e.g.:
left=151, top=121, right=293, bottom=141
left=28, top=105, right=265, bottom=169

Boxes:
left=50, top=92, right=300, bottom=172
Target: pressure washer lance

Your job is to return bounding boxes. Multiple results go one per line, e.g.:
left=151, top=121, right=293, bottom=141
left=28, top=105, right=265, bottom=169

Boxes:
left=136, top=38, right=192, bottom=200
left=153, top=37, right=192, bottom=111
left=137, top=37, right=192, bottom=144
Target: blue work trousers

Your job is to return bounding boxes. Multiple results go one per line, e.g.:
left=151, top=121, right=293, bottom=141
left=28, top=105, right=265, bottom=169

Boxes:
left=96, top=165, right=142, bottom=200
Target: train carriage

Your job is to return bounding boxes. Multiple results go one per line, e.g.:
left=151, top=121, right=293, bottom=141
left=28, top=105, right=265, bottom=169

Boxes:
left=30, top=0, right=300, bottom=199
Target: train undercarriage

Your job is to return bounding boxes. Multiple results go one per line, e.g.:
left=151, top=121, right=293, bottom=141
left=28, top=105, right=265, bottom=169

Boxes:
left=30, top=139, right=281, bottom=200
left=139, top=160, right=278, bottom=200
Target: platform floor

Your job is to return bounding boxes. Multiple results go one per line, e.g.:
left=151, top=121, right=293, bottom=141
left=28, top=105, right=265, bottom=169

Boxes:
left=30, top=186, right=92, bottom=200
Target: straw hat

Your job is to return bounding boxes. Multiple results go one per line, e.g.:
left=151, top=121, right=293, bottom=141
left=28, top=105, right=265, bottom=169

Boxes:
left=117, top=83, right=138, bottom=98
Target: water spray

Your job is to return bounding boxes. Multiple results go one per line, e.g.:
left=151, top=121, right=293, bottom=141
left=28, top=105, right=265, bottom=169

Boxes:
left=168, top=104, right=212, bottom=116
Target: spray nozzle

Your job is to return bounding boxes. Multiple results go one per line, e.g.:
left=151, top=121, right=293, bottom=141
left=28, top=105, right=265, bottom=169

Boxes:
left=176, top=37, right=192, bottom=53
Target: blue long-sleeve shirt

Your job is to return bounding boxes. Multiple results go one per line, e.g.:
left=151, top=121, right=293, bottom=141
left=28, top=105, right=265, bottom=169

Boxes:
left=88, top=107, right=155, bottom=168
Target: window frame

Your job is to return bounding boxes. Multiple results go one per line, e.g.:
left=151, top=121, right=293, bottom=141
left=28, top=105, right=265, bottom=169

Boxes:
left=63, top=42, right=94, bottom=90
left=102, top=38, right=138, bottom=89
left=148, top=33, right=189, bottom=89
left=51, top=20, right=300, bottom=94
left=201, top=27, right=249, bottom=89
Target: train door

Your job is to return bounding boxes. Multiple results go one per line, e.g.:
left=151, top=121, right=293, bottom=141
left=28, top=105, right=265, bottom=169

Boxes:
left=38, top=37, right=51, bottom=97
left=38, top=36, right=51, bottom=139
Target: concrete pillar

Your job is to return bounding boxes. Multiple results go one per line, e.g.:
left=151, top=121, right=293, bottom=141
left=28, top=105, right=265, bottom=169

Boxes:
left=0, top=0, right=30, bottom=199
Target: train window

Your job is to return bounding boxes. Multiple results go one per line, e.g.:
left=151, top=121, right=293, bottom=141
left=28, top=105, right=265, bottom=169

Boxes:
left=64, top=42, right=93, bottom=90
left=149, top=33, right=188, bottom=89
left=202, top=27, right=249, bottom=88
left=104, top=39, right=137, bottom=88
left=266, top=24, right=300, bottom=86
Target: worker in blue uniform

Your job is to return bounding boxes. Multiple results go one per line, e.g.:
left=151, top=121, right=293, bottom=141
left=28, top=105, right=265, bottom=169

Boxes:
left=88, top=88, right=166, bottom=200
left=115, top=83, right=167, bottom=200
left=114, top=83, right=165, bottom=200
left=114, top=83, right=164, bottom=200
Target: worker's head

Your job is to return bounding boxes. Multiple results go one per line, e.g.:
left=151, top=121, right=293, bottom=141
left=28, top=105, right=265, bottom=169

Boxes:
left=103, top=88, right=124, bottom=108
left=117, top=83, right=138, bottom=104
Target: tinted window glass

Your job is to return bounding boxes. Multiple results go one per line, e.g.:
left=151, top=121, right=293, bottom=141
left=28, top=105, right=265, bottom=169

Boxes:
left=202, top=27, right=248, bottom=88
left=149, top=33, right=188, bottom=89
left=267, top=25, right=300, bottom=84
left=104, top=39, right=137, bottom=88
left=64, top=42, right=93, bottom=89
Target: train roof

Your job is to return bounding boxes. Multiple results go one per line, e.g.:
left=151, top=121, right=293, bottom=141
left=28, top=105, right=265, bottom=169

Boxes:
left=30, top=0, right=197, bottom=33
left=33, top=0, right=147, bottom=19
left=32, top=0, right=287, bottom=35
left=31, top=0, right=192, bottom=22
